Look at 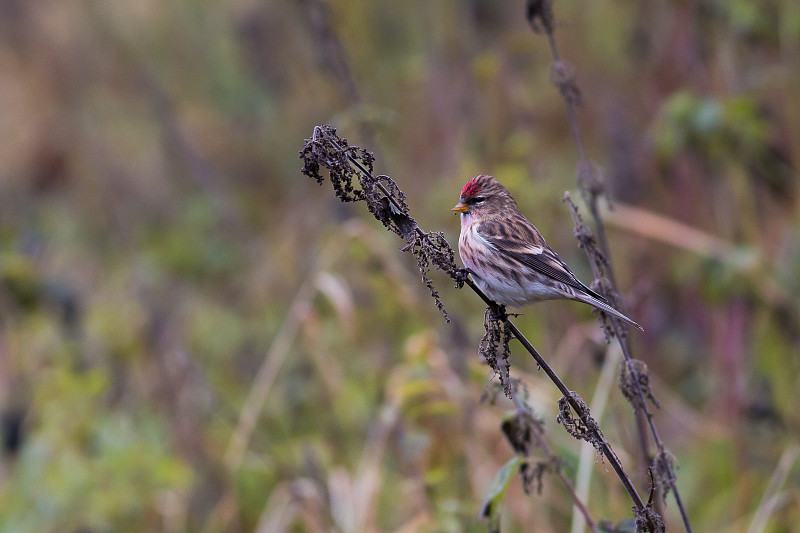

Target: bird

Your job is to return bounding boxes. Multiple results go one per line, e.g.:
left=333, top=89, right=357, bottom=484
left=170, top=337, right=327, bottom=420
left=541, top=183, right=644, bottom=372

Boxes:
left=452, top=174, right=643, bottom=331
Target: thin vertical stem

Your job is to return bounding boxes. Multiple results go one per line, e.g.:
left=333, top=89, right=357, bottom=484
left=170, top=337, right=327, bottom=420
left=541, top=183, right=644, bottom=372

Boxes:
left=528, top=4, right=693, bottom=530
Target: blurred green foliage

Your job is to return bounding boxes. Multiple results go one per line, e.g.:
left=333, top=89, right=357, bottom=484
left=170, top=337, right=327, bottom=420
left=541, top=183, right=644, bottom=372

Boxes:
left=0, top=1, right=798, bottom=532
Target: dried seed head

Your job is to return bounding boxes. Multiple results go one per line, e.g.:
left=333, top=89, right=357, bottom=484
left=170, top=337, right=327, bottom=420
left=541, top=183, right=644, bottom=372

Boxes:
left=300, top=125, right=457, bottom=320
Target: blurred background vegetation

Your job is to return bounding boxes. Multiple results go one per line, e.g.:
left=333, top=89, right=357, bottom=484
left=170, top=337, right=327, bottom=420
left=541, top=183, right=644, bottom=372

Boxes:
left=0, top=1, right=798, bottom=531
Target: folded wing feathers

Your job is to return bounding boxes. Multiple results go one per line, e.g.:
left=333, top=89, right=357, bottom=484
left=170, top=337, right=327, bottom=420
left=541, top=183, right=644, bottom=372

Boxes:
left=477, top=220, right=600, bottom=299
left=476, top=220, right=643, bottom=331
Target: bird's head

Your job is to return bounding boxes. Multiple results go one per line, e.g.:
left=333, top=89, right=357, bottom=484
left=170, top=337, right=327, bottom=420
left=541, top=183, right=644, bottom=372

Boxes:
left=452, top=175, right=517, bottom=221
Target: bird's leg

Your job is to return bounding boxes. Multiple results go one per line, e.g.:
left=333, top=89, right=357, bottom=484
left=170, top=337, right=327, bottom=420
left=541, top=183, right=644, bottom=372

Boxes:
left=453, top=267, right=472, bottom=289
left=488, top=303, right=519, bottom=322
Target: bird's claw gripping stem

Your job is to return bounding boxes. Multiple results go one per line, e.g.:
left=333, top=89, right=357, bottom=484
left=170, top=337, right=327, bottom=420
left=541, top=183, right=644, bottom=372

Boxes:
left=489, top=304, right=509, bottom=322
left=453, top=267, right=472, bottom=288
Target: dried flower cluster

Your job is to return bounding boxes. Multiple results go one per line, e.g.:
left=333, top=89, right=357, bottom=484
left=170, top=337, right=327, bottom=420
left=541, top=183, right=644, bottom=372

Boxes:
left=301, top=125, right=457, bottom=320
left=619, top=359, right=660, bottom=410
left=525, top=0, right=554, bottom=34
left=479, top=312, right=513, bottom=397
left=501, top=410, right=559, bottom=495
left=556, top=394, right=604, bottom=454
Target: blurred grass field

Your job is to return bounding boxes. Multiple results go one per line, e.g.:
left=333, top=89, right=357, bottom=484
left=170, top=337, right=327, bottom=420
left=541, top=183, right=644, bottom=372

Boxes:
left=0, top=1, right=798, bottom=531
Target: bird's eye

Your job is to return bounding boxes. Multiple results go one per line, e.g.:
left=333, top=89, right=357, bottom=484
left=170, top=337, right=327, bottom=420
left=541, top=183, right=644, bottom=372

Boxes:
left=475, top=197, right=485, bottom=203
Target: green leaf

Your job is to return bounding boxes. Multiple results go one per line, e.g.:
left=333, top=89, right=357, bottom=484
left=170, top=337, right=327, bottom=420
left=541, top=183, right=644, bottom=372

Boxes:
left=480, top=456, right=520, bottom=533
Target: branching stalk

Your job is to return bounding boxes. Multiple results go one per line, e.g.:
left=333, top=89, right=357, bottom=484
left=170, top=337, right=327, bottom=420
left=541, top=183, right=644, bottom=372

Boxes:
left=525, top=2, right=692, bottom=531
left=300, top=124, right=664, bottom=530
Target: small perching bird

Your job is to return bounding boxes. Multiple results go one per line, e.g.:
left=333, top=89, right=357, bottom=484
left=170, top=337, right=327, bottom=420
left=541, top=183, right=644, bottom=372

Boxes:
left=452, top=174, right=643, bottom=331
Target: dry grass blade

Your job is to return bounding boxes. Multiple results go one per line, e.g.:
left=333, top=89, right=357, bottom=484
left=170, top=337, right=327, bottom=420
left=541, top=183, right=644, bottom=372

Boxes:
left=224, top=239, right=344, bottom=473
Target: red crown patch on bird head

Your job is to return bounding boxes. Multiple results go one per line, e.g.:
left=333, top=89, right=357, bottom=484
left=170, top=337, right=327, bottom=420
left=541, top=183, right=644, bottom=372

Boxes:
left=461, top=175, right=489, bottom=198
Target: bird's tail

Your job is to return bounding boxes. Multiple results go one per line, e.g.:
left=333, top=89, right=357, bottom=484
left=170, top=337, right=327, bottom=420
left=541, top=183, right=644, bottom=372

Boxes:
left=577, top=294, right=644, bottom=332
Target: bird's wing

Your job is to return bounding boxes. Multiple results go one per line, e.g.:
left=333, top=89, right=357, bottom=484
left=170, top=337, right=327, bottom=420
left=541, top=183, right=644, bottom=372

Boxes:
left=476, top=218, right=607, bottom=302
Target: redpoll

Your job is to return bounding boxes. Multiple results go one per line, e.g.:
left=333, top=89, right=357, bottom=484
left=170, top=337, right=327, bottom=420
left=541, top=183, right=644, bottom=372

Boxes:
left=453, top=174, right=643, bottom=331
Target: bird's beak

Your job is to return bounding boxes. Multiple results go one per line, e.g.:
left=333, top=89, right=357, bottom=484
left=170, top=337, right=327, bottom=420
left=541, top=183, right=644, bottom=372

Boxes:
left=451, top=201, right=468, bottom=213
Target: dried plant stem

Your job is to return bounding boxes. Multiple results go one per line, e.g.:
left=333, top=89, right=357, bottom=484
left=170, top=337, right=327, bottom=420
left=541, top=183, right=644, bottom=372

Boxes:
left=565, top=196, right=669, bottom=456
left=501, top=306, right=649, bottom=519
left=466, top=275, right=654, bottom=526
left=526, top=2, right=692, bottom=530
left=506, top=377, right=597, bottom=531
